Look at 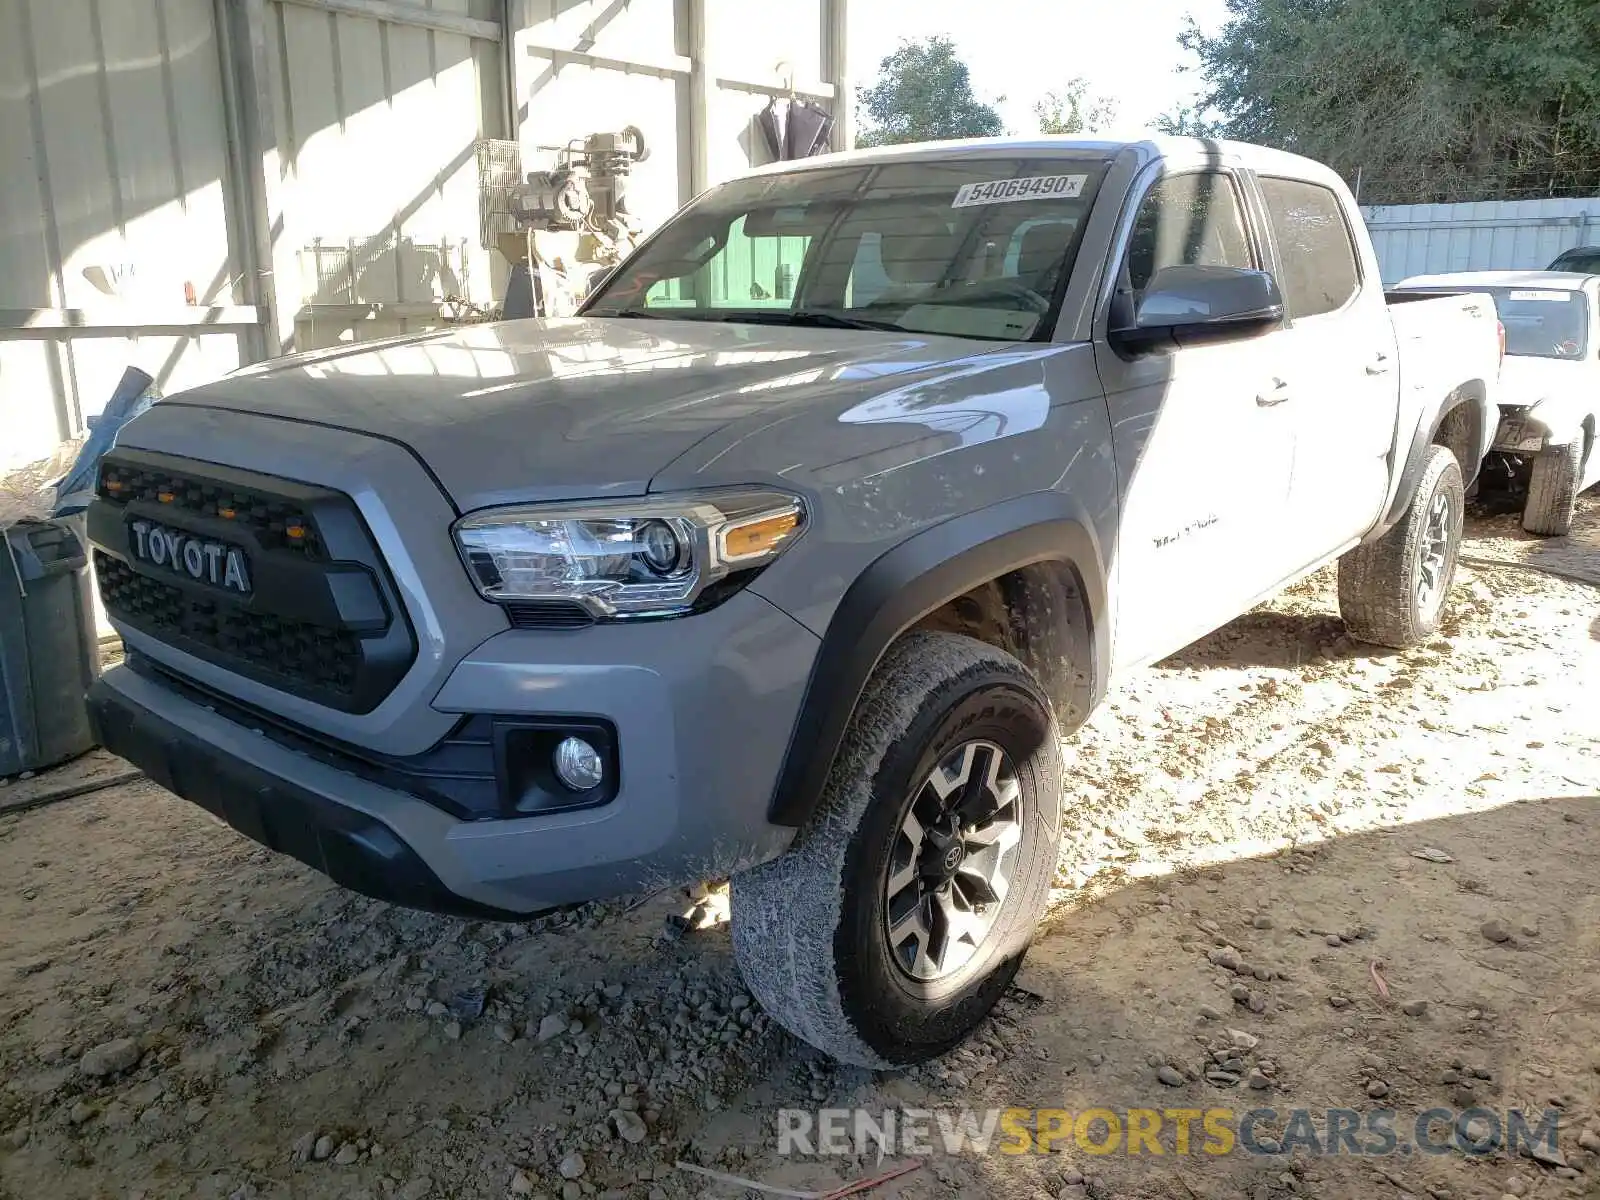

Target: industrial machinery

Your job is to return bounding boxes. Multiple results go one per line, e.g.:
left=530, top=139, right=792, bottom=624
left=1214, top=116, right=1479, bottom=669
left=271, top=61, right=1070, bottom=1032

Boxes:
left=477, top=127, right=650, bottom=318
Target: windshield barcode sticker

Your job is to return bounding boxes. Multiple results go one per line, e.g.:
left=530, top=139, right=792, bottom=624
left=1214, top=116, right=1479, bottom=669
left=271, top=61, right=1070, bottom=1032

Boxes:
left=1509, top=290, right=1572, bottom=302
left=952, top=175, right=1087, bottom=207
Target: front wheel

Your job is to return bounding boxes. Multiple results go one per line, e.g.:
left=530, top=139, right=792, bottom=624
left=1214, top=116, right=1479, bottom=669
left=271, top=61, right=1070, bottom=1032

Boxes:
left=1337, top=444, right=1464, bottom=648
left=730, top=632, right=1062, bottom=1067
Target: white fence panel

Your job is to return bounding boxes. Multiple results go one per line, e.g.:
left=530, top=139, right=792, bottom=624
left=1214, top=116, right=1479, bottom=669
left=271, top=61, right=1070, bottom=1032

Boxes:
left=1362, top=196, right=1600, bottom=285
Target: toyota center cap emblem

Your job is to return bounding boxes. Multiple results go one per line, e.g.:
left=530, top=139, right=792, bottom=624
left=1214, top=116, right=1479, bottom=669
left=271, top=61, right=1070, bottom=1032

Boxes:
left=943, top=846, right=963, bottom=871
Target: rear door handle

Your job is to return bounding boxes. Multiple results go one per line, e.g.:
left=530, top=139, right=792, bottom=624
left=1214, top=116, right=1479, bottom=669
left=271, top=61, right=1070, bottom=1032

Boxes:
left=1256, top=379, right=1291, bottom=407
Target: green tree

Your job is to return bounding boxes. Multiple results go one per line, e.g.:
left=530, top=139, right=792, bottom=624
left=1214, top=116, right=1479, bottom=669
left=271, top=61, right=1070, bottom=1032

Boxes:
left=1153, top=103, right=1224, bottom=138
left=855, top=36, right=1004, bottom=147
left=1179, top=0, right=1600, bottom=203
left=1034, top=79, right=1119, bottom=135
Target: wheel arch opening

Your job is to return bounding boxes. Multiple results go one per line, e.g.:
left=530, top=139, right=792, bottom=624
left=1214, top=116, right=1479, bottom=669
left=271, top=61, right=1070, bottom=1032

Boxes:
left=1433, top=386, right=1487, bottom=487
left=907, top=560, right=1095, bottom=733
left=766, top=499, right=1108, bottom=829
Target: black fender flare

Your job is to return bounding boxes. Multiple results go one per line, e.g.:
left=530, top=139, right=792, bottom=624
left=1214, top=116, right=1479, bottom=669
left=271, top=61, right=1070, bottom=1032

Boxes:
left=767, top=492, right=1108, bottom=827
left=1366, top=385, right=1488, bottom=544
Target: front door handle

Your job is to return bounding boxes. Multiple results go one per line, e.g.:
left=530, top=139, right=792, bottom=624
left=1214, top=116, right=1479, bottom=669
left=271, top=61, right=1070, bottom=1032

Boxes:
left=1256, top=379, right=1291, bottom=407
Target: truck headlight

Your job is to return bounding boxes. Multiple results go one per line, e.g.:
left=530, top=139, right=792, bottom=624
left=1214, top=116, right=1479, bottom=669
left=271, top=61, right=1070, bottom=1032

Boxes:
left=452, top=490, right=805, bottom=619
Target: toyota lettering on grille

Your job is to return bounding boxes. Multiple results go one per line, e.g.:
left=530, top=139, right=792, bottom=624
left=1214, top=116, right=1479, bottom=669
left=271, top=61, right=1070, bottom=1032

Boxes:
left=129, top=519, right=252, bottom=595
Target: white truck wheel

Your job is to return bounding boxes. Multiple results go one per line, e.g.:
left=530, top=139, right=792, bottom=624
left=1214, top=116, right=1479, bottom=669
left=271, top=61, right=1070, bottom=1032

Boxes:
left=1522, top=440, right=1583, bottom=537
left=730, top=631, right=1062, bottom=1067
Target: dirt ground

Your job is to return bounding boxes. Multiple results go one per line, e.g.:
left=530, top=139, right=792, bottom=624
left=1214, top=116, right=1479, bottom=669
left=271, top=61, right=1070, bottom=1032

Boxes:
left=1, top=499, right=1597, bottom=1200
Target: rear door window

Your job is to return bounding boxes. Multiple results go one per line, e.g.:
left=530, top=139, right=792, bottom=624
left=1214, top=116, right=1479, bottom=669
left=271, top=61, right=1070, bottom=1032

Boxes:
left=1258, top=177, right=1361, bottom=319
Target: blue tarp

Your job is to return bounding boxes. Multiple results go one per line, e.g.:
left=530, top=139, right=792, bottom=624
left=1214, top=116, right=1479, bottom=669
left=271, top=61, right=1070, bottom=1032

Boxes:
left=51, top=367, right=159, bottom=518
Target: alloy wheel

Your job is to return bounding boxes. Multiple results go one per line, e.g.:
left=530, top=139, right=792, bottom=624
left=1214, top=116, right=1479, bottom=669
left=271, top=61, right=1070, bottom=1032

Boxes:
left=882, top=740, right=1023, bottom=981
left=1416, top=489, right=1454, bottom=613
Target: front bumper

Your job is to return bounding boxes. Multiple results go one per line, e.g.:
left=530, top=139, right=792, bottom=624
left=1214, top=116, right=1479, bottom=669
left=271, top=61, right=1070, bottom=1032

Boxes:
left=88, top=589, right=818, bottom=916
left=88, top=672, right=518, bottom=919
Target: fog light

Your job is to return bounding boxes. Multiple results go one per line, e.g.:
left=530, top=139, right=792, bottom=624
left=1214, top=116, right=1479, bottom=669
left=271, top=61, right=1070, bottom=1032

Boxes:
left=553, top=736, right=604, bottom=791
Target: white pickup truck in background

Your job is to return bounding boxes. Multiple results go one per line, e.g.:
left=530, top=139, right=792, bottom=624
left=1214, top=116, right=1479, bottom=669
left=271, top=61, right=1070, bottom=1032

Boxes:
left=1399, top=270, right=1598, bottom=535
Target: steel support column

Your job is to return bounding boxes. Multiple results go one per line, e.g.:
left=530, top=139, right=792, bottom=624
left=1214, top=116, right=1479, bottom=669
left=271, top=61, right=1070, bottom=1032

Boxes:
left=827, top=0, right=851, bottom=152
left=686, top=0, right=709, bottom=199
left=214, top=0, right=280, bottom=362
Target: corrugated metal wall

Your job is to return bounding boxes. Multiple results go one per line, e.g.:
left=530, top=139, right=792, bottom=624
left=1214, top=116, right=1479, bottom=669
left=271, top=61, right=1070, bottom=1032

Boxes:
left=1, top=0, right=249, bottom=471
left=509, top=0, right=847, bottom=215
left=2, top=0, right=848, bottom=472
left=1363, top=196, right=1600, bottom=284
left=263, top=0, right=507, bottom=354
left=510, top=0, right=687, bottom=223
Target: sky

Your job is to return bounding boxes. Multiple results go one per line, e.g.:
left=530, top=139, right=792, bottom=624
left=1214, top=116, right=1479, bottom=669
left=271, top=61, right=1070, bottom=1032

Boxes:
left=849, top=0, right=1233, bottom=136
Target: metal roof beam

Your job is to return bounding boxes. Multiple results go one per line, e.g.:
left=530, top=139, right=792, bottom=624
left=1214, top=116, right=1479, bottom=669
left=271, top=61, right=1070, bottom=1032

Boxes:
left=277, top=0, right=502, bottom=43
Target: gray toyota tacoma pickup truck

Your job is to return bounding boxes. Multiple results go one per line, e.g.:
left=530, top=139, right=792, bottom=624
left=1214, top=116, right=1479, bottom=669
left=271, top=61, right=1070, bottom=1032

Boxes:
left=87, top=137, right=1500, bottom=1067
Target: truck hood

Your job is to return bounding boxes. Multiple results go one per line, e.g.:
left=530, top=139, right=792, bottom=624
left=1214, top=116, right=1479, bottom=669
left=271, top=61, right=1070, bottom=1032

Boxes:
left=174, top=317, right=1014, bottom=511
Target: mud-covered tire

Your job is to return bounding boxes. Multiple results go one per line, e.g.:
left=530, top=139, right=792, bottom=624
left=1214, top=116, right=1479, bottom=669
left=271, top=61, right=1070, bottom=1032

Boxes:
left=730, top=632, right=1062, bottom=1067
left=1522, top=440, right=1582, bottom=537
left=1338, top=444, right=1464, bottom=649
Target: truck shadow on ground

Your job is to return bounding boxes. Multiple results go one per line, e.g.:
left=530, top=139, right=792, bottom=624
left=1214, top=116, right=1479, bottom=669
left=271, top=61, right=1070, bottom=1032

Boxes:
left=2, top=776, right=1597, bottom=1198
left=864, top=790, right=1600, bottom=1200
left=680, top=793, right=1600, bottom=1199
left=1157, top=503, right=1600, bottom=671
left=1156, top=609, right=1384, bottom=673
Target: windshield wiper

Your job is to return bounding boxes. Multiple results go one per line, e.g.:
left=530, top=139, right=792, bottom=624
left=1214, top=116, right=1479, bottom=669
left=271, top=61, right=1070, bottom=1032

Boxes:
left=717, top=309, right=907, bottom=332
left=602, top=307, right=676, bottom=319
left=598, top=307, right=906, bottom=332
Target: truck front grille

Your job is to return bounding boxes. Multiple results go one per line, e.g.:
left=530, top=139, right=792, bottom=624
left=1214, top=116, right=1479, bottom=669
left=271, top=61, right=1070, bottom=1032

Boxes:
left=89, top=449, right=415, bottom=713
left=98, top=461, right=325, bottom=558
left=95, top=554, right=363, bottom=695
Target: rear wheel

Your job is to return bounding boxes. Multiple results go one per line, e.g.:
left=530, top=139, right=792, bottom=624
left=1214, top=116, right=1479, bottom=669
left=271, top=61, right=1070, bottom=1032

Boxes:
left=730, top=632, right=1062, bottom=1066
left=1338, top=444, right=1464, bottom=648
left=1522, top=440, right=1582, bottom=536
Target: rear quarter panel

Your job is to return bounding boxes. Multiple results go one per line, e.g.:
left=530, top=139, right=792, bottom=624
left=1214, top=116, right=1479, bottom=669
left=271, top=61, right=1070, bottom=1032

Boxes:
left=1380, top=292, right=1501, bottom=514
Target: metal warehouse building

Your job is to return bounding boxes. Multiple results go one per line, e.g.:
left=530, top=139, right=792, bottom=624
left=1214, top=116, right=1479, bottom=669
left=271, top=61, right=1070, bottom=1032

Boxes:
left=1, top=0, right=851, bottom=471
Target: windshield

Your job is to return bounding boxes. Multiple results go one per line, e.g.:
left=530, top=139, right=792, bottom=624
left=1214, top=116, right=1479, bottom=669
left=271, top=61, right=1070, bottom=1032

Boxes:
left=583, top=157, right=1111, bottom=342
left=1486, top=287, right=1590, bottom=360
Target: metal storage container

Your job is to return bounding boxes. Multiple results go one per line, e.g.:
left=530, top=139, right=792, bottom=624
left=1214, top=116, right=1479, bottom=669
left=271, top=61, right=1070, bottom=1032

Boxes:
left=0, top=519, right=100, bottom=776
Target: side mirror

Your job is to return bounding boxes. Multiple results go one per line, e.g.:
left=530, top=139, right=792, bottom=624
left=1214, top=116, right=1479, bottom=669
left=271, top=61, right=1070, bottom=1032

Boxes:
left=1111, top=265, right=1285, bottom=352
